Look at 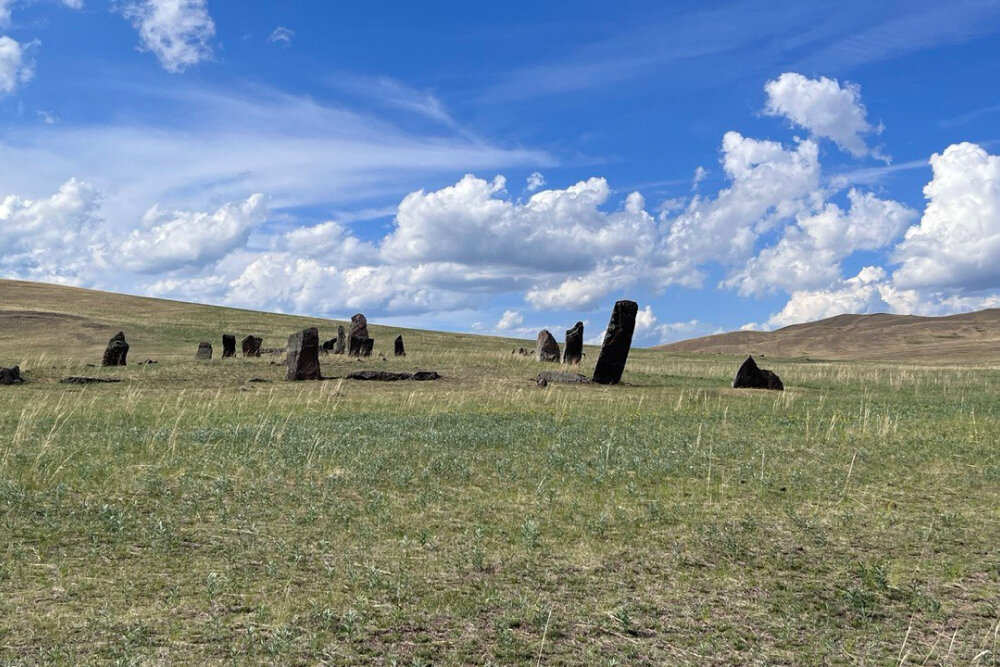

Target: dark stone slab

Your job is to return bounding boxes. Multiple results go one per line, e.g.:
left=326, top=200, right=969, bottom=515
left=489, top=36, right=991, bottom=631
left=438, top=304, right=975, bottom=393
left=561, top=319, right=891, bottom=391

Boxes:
left=592, top=300, right=638, bottom=385
left=360, top=338, right=374, bottom=357
left=61, top=376, right=121, bottom=384
left=348, top=313, right=369, bottom=357
left=346, top=370, right=441, bottom=381
left=536, top=330, right=560, bottom=362
left=537, top=370, right=590, bottom=384
left=394, top=335, right=405, bottom=357
left=222, top=334, right=236, bottom=358
left=196, top=342, right=213, bottom=360
left=242, top=335, right=262, bottom=357
left=563, top=321, right=584, bottom=364
left=733, top=355, right=784, bottom=390
left=412, top=371, right=441, bottom=381
left=285, top=327, right=322, bottom=381
left=0, top=366, right=24, bottom=385
left=334, top=325, right=346, bottom=354
left=102, top=331, right=129, bottom=367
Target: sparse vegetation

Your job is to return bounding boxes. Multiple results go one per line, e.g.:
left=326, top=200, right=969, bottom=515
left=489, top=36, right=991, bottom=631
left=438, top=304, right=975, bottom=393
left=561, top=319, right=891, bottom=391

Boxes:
left=2, top=280, right=1000, bottom=663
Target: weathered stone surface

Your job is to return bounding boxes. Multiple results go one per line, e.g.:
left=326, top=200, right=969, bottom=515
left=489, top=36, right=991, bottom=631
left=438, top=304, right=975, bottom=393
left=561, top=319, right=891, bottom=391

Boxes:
left=321, top=338, right=336, bottom=352
left=733, top=355, right=784, bottom=390
left=536, top=330, right=561, bottom=362
left=537, top=371, right=590, bottom=384
left=348, top=313, right=369, bottom=357
left=242, top=335, right=262, bottom=357
left=592, top=300, right=638, bottom=385
left=285, top=327, right=322, bottom=381
left=61, top=376, right=121, bottom=384
left=102, top=332, right=129, bottom=367
left=394, top=335, right=406, bottom=357
left=334, top=325, right=346, bottom=354
left=0, top=366, right=24, bottom=385
left=537, top=377, right=548, bottom=388
left=196, top=342, right=213, bottom=360
left=360, top=338, right=374, bottom=357
left=346, top=370, right=441, bottom=381
left=222, top=334, right=236, bottom=358
left=563, top=321, right=584, bottom=364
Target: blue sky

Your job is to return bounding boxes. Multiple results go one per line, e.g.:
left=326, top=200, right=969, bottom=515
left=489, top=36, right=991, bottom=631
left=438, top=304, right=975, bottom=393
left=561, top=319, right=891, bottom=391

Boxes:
left=3, top=0, right=1000, bottom=346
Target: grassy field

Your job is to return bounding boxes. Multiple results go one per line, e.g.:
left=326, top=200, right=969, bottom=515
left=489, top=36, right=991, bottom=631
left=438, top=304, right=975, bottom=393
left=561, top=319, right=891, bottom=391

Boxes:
left=2, top=280, right=1000, bottom=664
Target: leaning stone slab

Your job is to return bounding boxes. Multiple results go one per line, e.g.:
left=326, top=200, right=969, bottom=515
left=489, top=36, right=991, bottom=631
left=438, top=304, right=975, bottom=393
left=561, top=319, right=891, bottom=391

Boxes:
left=536, top=330, right=561, bottom=362
left=222, top=334, right=236, bottom=358
left=592, top=300, right=638, bottom=385
left=537, top=371, right=590, bottom=384
left=285, top=327, right=322, bottom=380
left=61, top=376, right=122, bottom=384
left=196, top=342, right=213, bottom=360
left=0, top=366, right=24, bottom=385
left=102, top=331, right=129, bottom=367
left=563, top=321, right=584, bottom=364
left=242, top=335, right=263, bottom=357
left=733, top=355, right=784, bottom=390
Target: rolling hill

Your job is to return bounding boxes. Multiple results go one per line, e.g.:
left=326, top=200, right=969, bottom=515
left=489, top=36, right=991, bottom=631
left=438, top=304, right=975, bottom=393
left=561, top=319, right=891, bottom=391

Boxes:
left=656, top=310, right=1000, bottom=361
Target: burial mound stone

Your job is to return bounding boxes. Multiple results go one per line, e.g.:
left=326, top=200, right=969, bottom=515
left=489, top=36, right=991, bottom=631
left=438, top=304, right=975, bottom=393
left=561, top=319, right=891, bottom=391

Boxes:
left=592, top=300, right=637, bottom=385
left=196, top=342, right=213, bottom=360
left=536, top=330, right=560, bottom=362
left=537, top=370, right=590, bottom=384
left=563, top=321, right=584, bottom=364
left=242, top=335, right=262, bottom=357
left=61, top=376, right=121, bottom=384
left=394, top=335, right=405, bottom=357
left=346, top=370, right=441, bottom=381
left=285, top=327, right=322, bottom=380
left=222, top=334, right=236, bottom=358
left=0, top=366, right=24, bottom=385
left=733, top=355, right=783, bottom=391
left=102, top=332, right=129, bottom=367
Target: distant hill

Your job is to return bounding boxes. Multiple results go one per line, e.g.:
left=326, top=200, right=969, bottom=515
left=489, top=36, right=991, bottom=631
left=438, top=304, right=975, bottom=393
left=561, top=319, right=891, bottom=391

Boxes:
left=655, top=311, right=1000, bottom=361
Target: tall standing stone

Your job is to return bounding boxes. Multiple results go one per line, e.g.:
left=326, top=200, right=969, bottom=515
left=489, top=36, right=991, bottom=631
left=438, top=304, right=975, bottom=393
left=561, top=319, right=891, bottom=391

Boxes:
left=334, top=325, right=346, bottom=354
left=196, top=342, right=213, bottom=360
left=592, top=300, right=638, bottom=385
left=242, top=335, right=262, bottom=357
left=348, top=314, right=369, bottom=357
left=733, top=355, right=783, bottom=391
left=102, top=332, right=129, bottom=367
left=536, top=330, right=561, bottom=362
left=285, top=327, right=322, bottom=380
left=394, top=335, right=406, bottom=357
left=563, top=321, right=584, bottom=364
left=222, top=334, right=236, bottom=358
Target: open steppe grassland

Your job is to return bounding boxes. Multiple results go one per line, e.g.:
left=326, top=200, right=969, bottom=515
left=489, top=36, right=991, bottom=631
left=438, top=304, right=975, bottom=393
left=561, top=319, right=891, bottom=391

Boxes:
left=1, top=285, right=1000, bottom=663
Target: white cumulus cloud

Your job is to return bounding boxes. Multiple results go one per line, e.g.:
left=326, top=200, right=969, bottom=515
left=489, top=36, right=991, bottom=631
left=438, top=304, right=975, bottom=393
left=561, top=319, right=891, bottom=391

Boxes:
left=0, top=35, right=35, bottom=95
left=122, top=0, right=215, bottom=73
left=496, top=309, right=524, bottom=330
left=764, top=72, right=882, bottom=159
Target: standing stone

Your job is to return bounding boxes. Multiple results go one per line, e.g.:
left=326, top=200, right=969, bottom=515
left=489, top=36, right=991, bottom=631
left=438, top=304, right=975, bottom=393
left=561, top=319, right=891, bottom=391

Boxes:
left=322, top=338, right=336, bottom=352
left=536, top=330, right=560, bottom=362
left=733, top=355, right=783, bottom=391
left=242, top=335, right=262, bottom=357
left=348, top=313, right=370, bottom=357
left=563, top=321, right=584, bottom=364
left=102, top=332, right=129, bottom=367
left=196, top=342, right=213, bottom=360
left=0, top=366, right=24, bottom=385
left=360, top=338, right=375, bottom=357
left=334, top=325, right=346, bottom=354
left=394, top=335, right=406, bottom=357
left=285, top=327, right=322, bottom=380
left=592, top=300, right=638, bottom=385
left=222, top=334, right=236, bottom=358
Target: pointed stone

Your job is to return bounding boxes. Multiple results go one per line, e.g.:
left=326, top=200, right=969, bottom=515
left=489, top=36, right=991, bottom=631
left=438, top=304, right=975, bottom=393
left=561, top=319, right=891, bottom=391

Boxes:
left=563, top=321, right=584, bottom=364
left=733, top=355, right=783, bottom=390
left=592, top=300, right=637, bottom=385
left=536, top=330, right=560, bottom=362
left=285, top=327, right=322, bottom=380
left=102, top=332, right=129, bottom=367
left=394, top=335, right=406, bottom=357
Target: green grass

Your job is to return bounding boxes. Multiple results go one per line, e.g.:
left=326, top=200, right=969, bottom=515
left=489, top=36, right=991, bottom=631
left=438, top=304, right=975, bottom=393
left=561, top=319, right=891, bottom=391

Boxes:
left=2, top=283, right=1000, bottom=663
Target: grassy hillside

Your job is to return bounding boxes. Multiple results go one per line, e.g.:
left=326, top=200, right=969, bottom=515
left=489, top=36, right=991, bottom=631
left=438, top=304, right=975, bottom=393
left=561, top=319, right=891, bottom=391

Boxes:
left=656, top=310, right=1000, bottom=361
left=2, top=279, right=1000, bottom=664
